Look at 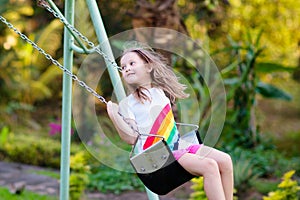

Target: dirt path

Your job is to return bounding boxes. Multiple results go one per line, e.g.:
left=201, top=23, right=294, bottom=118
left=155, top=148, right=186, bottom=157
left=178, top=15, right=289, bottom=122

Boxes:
left=0, top=161, right=191, bottom=200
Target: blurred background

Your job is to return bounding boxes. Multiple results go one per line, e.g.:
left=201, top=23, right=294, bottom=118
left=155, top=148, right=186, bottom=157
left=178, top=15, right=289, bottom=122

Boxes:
left=0, top=0, right=299, bottom=199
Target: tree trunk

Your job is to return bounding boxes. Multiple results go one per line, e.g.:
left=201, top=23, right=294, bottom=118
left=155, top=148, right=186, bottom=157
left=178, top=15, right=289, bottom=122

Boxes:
left=292, top=40, right=300, bottom=82
left=128, top=0, right=188, bottom=61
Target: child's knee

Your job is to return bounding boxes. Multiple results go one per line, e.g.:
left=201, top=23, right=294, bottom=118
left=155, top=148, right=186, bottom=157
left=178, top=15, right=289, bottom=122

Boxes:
left=203, top=159, right=219, bottom=175
left=221, top=153, right=233, bottom=172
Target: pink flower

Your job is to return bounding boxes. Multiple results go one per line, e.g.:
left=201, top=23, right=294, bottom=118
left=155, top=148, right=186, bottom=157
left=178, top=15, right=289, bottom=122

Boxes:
left=49, top=122, right=74, bottom=136
left=49, top=122, right=61, bottom=135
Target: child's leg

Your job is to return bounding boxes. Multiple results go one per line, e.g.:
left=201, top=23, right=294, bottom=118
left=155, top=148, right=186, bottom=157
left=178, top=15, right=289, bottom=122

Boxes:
left=178, top=153, right=226, bottom=200
left=197, top=145, right=234, bottom=200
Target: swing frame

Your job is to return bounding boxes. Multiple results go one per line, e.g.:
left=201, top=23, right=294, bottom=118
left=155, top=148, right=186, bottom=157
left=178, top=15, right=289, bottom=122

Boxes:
left=1, top=2, right=204, bottom=198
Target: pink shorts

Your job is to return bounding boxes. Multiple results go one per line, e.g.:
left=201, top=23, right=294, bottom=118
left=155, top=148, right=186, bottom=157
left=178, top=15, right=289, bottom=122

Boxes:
left=172, top=144, right=202, bottom=160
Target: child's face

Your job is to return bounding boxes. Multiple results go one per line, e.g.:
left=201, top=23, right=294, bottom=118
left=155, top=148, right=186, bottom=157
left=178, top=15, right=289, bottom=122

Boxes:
left=120, top=52, right=152, bottom=88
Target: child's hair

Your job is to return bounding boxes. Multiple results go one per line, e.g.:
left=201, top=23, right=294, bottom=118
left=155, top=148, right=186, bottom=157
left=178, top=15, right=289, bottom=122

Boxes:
left=121, top=42, right=189, bottom=103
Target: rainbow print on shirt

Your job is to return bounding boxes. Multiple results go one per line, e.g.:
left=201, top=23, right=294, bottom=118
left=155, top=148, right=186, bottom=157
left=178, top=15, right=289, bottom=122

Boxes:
left=143, top=104, right=178, bottom=150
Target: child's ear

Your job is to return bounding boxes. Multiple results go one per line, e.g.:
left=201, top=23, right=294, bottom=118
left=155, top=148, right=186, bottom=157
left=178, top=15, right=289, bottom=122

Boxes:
left=146, top=63, right=153, bottom=73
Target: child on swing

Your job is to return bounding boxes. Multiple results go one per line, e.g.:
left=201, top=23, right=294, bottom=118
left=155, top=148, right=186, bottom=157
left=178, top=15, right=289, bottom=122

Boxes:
left=107, top=44, right=234, bottom=200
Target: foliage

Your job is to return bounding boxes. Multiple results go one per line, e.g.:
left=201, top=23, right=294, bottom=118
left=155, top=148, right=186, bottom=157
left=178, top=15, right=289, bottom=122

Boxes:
left=0, top=126, right=9, bottom=146
left=178, top=0, right=228, bottom=39
left=0, top=186, right=57, bottom=200
left=0, top=128, right=82, bottom=168
left=0, top=2, right=64, bottom=135
left=263, top=170, right=300, bottom=200
left=189, top=176, right=238, bottom=200
left=222, top=0, right=300, bottom=67
left=97, top=0, right=134, bottom=36
left=1, top=19, right=63, bottom=105
left=178, top=0, right=300, bottom=72
left=87, top=164, right=144, bottom=194
left=274, top=131, right=300, bottom=158
left=0, top=2, right=64, bottom=130
left=250, top=178, right=279, bottom=195
left=225, top=143, right=300, bottom=197
left=0, top=2, right=34, bottom=103
left=219, top=31, right=292, bottom=148
left=230, top=147, right=262, bottom=192
left=1, top=133, right=60, bottom=168
left=69, top=151, right=90, bottom=200
left=189, top=177, right=208, bottom=200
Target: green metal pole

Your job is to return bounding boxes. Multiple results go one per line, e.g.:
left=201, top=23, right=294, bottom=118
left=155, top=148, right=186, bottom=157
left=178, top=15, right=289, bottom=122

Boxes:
left=60, top=0, right=74, bottom=199
left=86, top=0, right=126, bottom=101
left=47, top=0, right=90, bottom=54
left=85, top=1, right=159, bottom=200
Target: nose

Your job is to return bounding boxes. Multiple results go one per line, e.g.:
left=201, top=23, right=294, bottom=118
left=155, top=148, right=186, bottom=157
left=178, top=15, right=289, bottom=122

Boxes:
left=121, top=65, right=130, bottom=75
left=125, top=65, right=131, bottom=72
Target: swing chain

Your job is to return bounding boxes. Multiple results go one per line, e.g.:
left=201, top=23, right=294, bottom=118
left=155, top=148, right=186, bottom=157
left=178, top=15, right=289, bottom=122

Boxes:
left=0, top=15, right=107, bottom=104
left=1, top=7, right=141, bottom=135
left=118, top=111, right=141, bottom=137
left=40, top=2, right=122, bottom=71
left=39, top=3, right=143, bottom=135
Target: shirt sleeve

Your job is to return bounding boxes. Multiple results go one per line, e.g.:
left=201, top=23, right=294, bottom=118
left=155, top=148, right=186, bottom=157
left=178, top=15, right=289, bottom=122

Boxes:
left=153, top=88, right=170, bottom=103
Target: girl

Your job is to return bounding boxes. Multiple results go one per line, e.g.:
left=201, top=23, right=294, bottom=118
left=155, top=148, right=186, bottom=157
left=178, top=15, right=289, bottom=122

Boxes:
left=107, top=45, right=234, bottom=200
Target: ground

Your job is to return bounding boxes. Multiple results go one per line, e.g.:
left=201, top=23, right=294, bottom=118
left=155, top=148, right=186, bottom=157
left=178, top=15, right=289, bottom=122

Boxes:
left=0, top=161, right=191, bottom=200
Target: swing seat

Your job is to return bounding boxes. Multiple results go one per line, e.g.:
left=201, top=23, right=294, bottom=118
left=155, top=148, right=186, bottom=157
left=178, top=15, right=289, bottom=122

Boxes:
left=130, top=124, right=202, bottom=195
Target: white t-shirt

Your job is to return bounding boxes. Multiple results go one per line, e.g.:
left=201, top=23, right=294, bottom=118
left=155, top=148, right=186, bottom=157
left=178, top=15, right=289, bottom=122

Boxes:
left=119, top=87, right=179, bottom=152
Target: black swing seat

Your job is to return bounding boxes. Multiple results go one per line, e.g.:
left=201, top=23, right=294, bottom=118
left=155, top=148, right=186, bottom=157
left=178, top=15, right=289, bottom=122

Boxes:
left=129, top=123, right=202, bottom=195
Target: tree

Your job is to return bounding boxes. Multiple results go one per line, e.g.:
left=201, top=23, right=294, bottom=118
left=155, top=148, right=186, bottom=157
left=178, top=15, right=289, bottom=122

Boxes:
left=221, top=0, right=300, bottom=68
left=0, top=0, right=63, bottom=126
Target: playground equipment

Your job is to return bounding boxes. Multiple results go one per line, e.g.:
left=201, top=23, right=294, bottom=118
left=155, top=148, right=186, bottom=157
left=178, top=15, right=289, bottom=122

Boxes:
left=130, top=123, right=202, bottom=195
left=1, top=0, right=204, bottom=199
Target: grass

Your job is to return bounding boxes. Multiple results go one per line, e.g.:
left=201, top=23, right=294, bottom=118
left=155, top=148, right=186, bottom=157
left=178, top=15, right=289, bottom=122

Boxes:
left=250, top=178, right=279, bottom=195
left=0, top=186, right=58, bottom=200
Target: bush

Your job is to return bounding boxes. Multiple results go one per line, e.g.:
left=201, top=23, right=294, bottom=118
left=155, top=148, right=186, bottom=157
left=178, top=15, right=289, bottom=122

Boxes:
left=189, top=177, right=238, bottom=200
left=226, top=145, right=300, bottom=198
left=69, top=151, right=90, bottom=200
left=263, top=170, right=300, bottom=200
left=250, top=178, right=279, bottom=195
left=87, top=164, right=144, bottom=194
left=0, top=131, right=82, bottom=168
left=232, top=150, right=261, bottom=191
left=189, top=177, right=207, bottom=200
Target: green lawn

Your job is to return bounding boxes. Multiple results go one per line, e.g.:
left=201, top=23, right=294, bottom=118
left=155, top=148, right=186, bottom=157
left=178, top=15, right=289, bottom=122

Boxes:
left=0, top=186, right=58, bottom=200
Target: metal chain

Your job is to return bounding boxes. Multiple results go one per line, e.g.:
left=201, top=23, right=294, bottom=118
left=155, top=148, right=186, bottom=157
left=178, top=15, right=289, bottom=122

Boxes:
left=38, top=3, right=141, bottom=135
left=118, top=112, right=141, bottom=137
left=40, top=2, right=122, bottom=71
left=0, top=10, right=141, bottom=135
left=0, top=15, right=107, bottom=104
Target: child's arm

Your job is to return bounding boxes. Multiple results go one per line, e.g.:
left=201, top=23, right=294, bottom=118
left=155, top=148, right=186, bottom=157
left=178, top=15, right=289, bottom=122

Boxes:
left=106, top=101, right=138, bottom=145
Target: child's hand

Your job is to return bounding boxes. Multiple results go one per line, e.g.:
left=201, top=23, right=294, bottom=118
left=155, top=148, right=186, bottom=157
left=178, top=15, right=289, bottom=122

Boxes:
left=106, top=101, right=137, bottom=144
left=106, top=101, right=119, bottom=120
